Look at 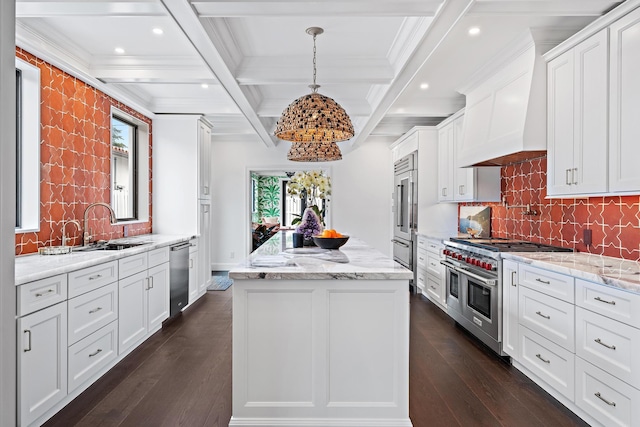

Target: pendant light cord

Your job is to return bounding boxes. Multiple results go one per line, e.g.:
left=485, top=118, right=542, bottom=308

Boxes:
left=311, top=33, right=318, bottom=93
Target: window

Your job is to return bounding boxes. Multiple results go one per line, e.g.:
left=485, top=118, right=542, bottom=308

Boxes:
left=282, top=180, right=303, bottom=227
left=111, top=116, right=138, bottom=220
left=15, top=57, right=40, bottom=233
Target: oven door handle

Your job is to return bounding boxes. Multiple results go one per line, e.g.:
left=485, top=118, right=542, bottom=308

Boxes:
left=440, top=260, right=496, bottom=287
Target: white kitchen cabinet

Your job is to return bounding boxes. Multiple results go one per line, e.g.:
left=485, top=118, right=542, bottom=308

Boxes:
left=17, top=302, right=67, bottom=427
left=416, top=236, right=446, bottom=310
left=188, top=238, right=199, bottom=304
left=437, top=111, right=500, bottom=203
left=502, top=259, right=519, bottom=358
left=118, top=261, right=170, bottom=354
left=547, top=29, right=608, bottom=196
left=609, top=7, right=640, bottom=193
left=154, top=115, right=213, bottom=299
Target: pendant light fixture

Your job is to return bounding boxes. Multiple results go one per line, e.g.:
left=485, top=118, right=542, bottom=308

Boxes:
left=275, top=27, right=354, bottom=162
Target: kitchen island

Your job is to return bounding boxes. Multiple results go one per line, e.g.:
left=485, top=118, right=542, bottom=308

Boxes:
left=228, top=231, right=413, bottom=427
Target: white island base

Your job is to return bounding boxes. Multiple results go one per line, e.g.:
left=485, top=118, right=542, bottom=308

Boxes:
left=229, top=277, right=412, bottom=427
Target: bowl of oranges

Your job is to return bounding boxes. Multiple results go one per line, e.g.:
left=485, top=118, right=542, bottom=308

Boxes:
left=312, top=229, right=349, bottom=250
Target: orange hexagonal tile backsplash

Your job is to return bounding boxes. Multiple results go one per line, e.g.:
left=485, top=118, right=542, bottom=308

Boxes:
left=15, top=48, right=152, bottom=255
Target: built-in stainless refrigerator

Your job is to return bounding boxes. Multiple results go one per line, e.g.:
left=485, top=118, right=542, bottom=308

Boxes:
left=392, top=152, right=417, bottom=291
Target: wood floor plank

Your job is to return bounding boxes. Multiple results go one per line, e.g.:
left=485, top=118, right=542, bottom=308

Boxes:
left=45, top=289, right=590, bottom=427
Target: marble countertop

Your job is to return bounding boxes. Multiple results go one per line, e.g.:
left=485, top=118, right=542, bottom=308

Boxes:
left=229, top=231, right=413, bottom=280
left=502, top=252, right=640, bottom=294
left=15, top=234, right=194, bottom=286
left=416, top=231, right=453, bottom=242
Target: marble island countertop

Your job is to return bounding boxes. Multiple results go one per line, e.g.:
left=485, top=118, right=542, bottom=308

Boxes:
left=15, top=234, right=194, bottom=286
left=502, top=251, right=640, bottom=294
left=229, top=231, right=413, bottom=280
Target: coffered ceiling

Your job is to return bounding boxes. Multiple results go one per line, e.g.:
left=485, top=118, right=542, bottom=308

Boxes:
left=15, top=0, right=623, bottom=151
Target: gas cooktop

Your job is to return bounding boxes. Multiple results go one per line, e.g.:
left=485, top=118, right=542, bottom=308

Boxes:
left=449, top=237, right=573, bottom=253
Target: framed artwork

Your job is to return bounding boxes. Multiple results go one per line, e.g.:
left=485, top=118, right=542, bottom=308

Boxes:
left=459, top=206, right=491, bottom=238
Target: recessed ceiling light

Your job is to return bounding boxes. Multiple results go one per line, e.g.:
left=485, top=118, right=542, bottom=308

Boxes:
left=201, top=83, right=209, bottom=89
left=152, top=27, right=164, bottom=35
left=114, top=47, right=125, bottom=54
left=420, top=83, right=429, bottom=90
left=468, top=27, right=481, bottom=36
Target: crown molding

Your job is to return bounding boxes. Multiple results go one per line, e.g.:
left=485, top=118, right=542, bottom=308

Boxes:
left=16, top=1, right=166, bottom=18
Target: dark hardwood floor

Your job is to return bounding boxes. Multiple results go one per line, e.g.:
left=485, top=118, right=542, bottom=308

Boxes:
left=44, top=291, right=589, bottom=427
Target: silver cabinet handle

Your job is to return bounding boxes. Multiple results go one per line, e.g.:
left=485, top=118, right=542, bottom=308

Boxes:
left=573, top=168, right=578, bottom=185
left=594, top=392, right=616, bottom=407
left=24, top=330, right=32, bottom=352
left=594, top=338, right=616, bottom=350
left=88, top=274, right=103, bottom=281
left=88, top=348, right=103, bottom=358
left=536, top=353, right=550, bottom=364
left=149, top=276, right=154, bottom=289
left=189, top=259, right=194, bottom=268
left=203, top=185, right=209, bottom=195
left=89, top=307, right=103, bottom=314
left=511, top=271, right=517, bottom=287
left=458, top=185, right=463, bottom=195
left=35, top=289, right=54, bottom=297
left=145, top=277, right=150, bottom=290
left=594, top=296, right=615, bottom=305
left=535, top=311, right=550, bottom=319
left=565, top=169, right=572, bottom=185
left=443, top=187, right=447, bottom=197
left=535, top=278, right=550, bottom=285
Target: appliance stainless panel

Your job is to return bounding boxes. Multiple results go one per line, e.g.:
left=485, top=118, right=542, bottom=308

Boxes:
left=393, top=152, right=418, bottom=290
left=169, top=242, right=190, bottom=317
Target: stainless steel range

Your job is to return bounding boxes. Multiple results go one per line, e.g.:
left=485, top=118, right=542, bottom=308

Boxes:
left=441, top=238, right=572, bottom=356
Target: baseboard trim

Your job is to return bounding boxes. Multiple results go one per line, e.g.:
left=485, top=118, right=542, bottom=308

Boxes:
left=228, top=417, right=413, bottom=427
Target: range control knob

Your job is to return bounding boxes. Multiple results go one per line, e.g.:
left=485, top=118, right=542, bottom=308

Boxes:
left=457, top=254, right=463, bottom=260
left=485, top=263, right=495, bottom=271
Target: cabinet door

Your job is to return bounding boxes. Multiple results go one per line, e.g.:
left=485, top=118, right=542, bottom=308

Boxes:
left=437, top=124, right=454, bottom=202
left=547, top=49, right=575, bottom=196
left=18, top=303, right=67, bottom=427
left=198, top=120, right=212, bottom=199
left=502, top=260, right=519, bottom=358
left=147, top=262, right=170, bottom=331
left=610, top=8, right=640, bottom=192
left=573, top=29, right=608, bottom=194
left=198, top=201, right=212, bottom=294
left=453, top=116, right=476, bottom=201
left=118, top=271, right=148, bottom=354
left=189, top=250, right=199, bottom=303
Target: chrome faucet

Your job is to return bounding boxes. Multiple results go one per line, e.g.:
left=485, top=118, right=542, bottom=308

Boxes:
left=83, top=202, right=117, bottom=245
left=61, top=220, right=81, bottom=247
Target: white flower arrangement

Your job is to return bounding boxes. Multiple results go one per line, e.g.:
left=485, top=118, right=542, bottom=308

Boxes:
left=287, top=170, right=332, bottom=203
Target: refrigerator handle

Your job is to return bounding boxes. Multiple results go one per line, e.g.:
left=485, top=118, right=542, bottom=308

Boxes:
left=408, top=172, right=415, bottom=230
left=396, top=185, right=403, bottom=227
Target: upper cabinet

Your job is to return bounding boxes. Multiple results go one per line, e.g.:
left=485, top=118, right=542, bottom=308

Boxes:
left=545, top=2, right=640, bottom=197
left=198, top=119, right=212, bottom=200
left=547, top=30, right=608, bottom=196
left=437, top=111, right=501, bottom=203
left=609, top=7, right=640, bottom=192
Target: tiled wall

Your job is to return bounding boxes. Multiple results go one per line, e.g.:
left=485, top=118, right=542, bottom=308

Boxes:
left=461, top=156, right=640, bottom=261
left=15, top=48, right=152, bottom=255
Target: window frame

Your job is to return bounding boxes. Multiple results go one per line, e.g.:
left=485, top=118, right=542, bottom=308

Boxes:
left=14, top=57, right=40, bottom=233
left=110, top=114, right=139, bottom=221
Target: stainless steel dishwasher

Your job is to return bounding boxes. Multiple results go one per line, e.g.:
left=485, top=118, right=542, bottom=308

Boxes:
left=169, top=242, right=190, bottom=317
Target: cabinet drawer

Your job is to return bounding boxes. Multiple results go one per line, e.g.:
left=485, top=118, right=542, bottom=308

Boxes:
left=68, top=261, right=118, bottom=298
left=68, top=321, right=118, bottom=393
left=417, top=236, right=427, bottom=251
left=189, top=238, right=199, bottom=254
left=576, top=307, right=640, bottom=387
left=519, top=326, right=575, bottom=401
left=519, top=286, right=575, bottom=352
left=519, top=264, right=574, bottom=303
left=416, top=248, right=428, bottom=270
left=18, top=274, right=67, bottom=316
left=425, top=239, right=442, bottom=255
left=68, top=282, right=118, bottom=345
left=148, top=246, right=170, bottom=268
left=425, top=274, right=444, bottom=304
left=119, top=252, right=148, bottom=279
left=576, top=279, right=640, bottom=327
left=416, top=269, right=427, bottom=291
left=426, top=252, right=443, bottom=277
left=575, top=357, right=640, bottom=427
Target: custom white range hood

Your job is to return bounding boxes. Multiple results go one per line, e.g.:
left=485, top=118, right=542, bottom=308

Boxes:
left=456, top=30, right=566, bottom=167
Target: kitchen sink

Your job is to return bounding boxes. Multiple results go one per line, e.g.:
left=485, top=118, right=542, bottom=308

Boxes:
left=73, top=241, right=149, bottom=252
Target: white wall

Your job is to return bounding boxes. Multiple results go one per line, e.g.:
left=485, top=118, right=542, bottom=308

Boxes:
left=211, top=138, right=393, bottom=270
left=0, top=1, right=17, bottom=426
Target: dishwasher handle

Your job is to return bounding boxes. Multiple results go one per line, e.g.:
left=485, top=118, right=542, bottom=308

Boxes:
left=171, top=242, right=191, bottom=251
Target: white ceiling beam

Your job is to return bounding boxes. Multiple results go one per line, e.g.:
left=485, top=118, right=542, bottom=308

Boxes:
left=191, top=1, right=442, bottom=17
left=469, top=0, right=623, bottom=16
left=349, top=0, right=475, bottom=148
left=161, top=0, right=276, bottom=147
left=16, top=1, right=167, bottom=17
left=151, top=97, right=241, bottom=114
left=90, top=55, right=216, bottom=82
left=235, top=57, right=393, bottom=86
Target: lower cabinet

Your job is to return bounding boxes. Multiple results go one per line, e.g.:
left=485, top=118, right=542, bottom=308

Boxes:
left=417, top=237, right=446, bottom=310
left=17, top=302, right=67, bottom=427
left=118, top=262, right=170, bottom=354
left=502, top=259, right=519, bottom=357
left=68, top=321, right=118, bottom=393
left=188, top=239, right=199, bottom=304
